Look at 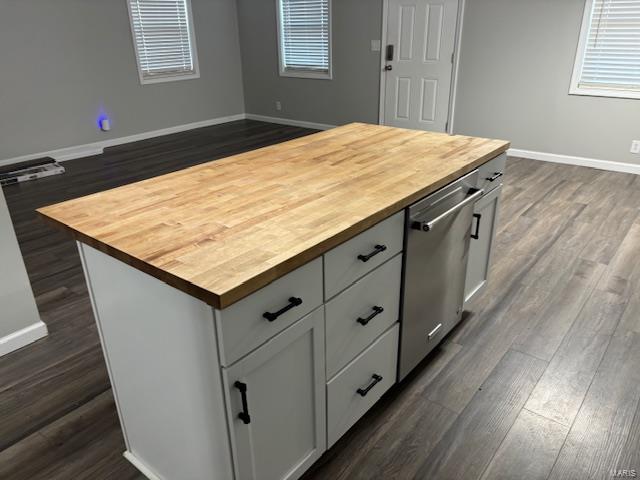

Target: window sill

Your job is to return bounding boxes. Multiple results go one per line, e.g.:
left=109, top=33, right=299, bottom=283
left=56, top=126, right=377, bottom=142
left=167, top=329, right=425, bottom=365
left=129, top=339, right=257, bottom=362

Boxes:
left=569, top=86, right=640, bottom=100
left=279, top=69, right=332, bottom=80
left=139, top=72, right=201, bottom=85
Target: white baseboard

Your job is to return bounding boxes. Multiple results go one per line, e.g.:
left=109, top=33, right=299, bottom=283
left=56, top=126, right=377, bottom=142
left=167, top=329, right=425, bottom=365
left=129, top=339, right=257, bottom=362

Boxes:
left=4, top=118, right=637, bottom=176
left=0, top=113, right=246, bottom=168
left=0, top=321, right=48, bottom=357
left=123, top=451, right=164, bottom=480
left=245, top=113, right=336, bottom=131
left=509, top=148, right=640, bottom=175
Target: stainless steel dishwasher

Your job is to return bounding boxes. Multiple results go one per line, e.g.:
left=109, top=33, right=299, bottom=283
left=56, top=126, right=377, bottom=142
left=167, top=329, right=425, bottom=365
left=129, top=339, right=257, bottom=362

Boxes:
left=398, top=170, right=483, bottom=380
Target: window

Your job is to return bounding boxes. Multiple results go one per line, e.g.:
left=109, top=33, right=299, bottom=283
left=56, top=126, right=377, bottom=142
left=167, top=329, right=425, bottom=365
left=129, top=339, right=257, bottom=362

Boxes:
left=570, top=0, right=640, bottom=99
left=276, top=0, right=332, bottom=79
left=127, top=0, right=199, bottom=84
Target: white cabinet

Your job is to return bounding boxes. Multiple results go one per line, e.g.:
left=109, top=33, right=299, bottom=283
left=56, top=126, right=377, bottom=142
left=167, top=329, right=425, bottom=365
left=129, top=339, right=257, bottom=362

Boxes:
left=323, top=211, right=405, bottom=299
left=325, top=255, right=402, bottom=379
left=464, top=185, right=502, bottom=306
left=215, top=258, right=323, bottom=366
left=327, top=324, right=399, bottom=447
left=222, top=307, right=326, bottom=480
left=218, top=209, right=406, bottom=480
left=476, top=153, right=506, bottom=192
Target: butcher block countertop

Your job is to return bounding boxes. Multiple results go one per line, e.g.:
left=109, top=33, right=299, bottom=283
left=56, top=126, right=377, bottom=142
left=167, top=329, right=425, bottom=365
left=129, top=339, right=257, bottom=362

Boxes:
left=38, top=123, right=509, bottom=309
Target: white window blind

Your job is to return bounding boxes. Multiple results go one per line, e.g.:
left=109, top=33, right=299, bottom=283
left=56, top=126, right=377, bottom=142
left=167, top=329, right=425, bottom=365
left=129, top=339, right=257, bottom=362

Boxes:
left=278, top=0, right=331, bottom=77
left=571, top=0, right=640, bottom=97
left=128, top=0, right=199, bottom=83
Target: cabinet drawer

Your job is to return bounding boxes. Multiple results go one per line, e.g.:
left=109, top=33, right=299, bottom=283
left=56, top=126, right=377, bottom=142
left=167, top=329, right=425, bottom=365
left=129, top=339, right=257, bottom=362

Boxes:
left=323, top=211, right=404, bottom=299
left=477, top=153, right=507, bottom=192
left=215, top=257, right=323, bottom=366
left=327, top=324, right=399, bottom=447
left=325, top=255, right=402, bottom=379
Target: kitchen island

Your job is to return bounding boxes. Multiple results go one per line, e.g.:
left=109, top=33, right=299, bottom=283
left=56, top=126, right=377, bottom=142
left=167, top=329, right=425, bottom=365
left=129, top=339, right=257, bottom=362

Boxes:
left=39, top=123, right=509, bottom=480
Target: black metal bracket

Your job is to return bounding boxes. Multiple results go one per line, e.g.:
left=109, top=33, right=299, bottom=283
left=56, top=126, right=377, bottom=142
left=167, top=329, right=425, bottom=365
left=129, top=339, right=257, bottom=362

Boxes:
left=263, top=297, right=303, bottom=322
left=357, top=374, right=383, bottom=397
left=234, top=381, right=251, bottom=424
left=471, top=213, right=482, bottom=240
left=357, top=244, right=387, bottom=262
left=357, top=306, right=384, bottom=326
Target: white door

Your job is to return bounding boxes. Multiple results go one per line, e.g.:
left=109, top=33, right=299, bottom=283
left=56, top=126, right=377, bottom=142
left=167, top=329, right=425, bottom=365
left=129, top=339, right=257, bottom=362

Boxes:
left=223, top=307, right=326, bottom=480
left=382, top=0, right=459, bottom=132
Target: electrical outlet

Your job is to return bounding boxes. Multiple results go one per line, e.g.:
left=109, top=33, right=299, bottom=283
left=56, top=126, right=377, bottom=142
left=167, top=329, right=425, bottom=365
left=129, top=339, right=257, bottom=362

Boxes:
left=631, top=140, right=640, bottom=154
left=275, top=101, right=282, bottom=111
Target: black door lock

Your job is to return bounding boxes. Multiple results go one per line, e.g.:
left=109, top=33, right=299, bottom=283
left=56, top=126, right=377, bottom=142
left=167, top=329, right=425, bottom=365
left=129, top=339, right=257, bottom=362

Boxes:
left=386, top=44, right=394, bottom=61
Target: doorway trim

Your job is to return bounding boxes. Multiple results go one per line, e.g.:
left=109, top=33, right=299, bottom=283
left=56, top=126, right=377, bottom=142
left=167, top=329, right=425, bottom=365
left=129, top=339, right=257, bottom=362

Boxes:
left=377, top=0, right=466, bottom=134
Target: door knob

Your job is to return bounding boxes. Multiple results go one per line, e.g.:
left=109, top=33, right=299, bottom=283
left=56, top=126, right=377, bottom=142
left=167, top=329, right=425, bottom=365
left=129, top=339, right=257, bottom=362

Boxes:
left=384, top=65, right=393, bottom=71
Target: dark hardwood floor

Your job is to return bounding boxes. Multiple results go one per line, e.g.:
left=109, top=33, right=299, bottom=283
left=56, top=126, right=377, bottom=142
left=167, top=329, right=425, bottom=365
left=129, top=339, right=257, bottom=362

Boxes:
left=2, top=120, right=640, bottom=479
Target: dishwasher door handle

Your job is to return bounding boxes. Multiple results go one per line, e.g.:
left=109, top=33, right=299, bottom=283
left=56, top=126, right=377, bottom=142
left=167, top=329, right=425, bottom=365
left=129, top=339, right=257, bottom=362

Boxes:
left=411, top=188, right=484, bottom=232
left=428, top=323, right=442, bottom=340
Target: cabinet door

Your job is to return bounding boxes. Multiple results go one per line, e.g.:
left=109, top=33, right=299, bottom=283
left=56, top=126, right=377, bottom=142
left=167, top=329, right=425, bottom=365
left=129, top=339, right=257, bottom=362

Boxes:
left=223, top=307, right=326, bottom=480
left=464, top=185, right=502, bottom=307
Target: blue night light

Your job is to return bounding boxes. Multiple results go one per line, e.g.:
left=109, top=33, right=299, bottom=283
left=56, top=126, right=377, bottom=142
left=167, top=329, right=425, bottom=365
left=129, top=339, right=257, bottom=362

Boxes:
left=97, top=113, right=111, bottom=132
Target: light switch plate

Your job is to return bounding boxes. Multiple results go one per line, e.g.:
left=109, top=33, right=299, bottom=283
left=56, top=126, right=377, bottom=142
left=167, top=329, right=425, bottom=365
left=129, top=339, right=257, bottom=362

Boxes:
left=631, top=140, right=640, bottom=154
left=371, top=40, right=381, bottom=52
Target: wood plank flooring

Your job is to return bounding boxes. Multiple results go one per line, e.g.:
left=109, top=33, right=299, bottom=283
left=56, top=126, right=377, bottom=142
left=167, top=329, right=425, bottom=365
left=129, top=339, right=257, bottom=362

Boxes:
left=2, top=120, right=640, bottom=479
left=304, top=159, right=640, bottom=480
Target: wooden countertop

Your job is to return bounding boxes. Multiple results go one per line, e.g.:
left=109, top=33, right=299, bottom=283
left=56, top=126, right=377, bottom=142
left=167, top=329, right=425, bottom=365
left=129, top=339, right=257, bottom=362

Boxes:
left=38, top=123, right=509, bottom=309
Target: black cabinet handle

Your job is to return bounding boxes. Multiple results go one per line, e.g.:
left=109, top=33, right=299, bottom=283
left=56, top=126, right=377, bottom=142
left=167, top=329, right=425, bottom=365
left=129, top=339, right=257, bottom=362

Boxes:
left=357, top=306, right=384, bottom=326
left=357, top=374, right=383, bottom=397
left=234, top=381, right=251, bottom=425
left=263, top=297, right=303, bottom=322
left=486, top=172, right=503, bottom=182
left=357, top=244, right=387, bottom=262
left=471, top=213, right=482, bottom=240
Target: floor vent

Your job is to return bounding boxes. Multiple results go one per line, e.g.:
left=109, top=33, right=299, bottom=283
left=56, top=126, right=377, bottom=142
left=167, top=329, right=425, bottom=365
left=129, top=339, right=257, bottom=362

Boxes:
left=0, top=158, right=65, bottom=186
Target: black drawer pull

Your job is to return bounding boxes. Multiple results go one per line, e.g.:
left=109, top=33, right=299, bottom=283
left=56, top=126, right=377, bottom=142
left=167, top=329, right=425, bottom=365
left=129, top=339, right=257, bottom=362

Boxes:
left=357, top=374, right=383, bottom=397
left=471, top=213, right=482, bottom=240
left=357, top=306, right=384, bottom=326
left=357, top=244, right=387, bottom=262
left=263, top=297, right=303, bottom=322
left=234, top=381, right=251, bottom=425
left=486, top=172, right=503, bottom=182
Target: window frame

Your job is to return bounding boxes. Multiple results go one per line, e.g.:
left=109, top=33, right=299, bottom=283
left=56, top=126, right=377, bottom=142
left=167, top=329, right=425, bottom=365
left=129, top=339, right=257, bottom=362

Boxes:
left=127, top=0, right=200, bottom=85
left=275, top=0, right=333, bottom=80
left=570, top=0, right=640, bottom=100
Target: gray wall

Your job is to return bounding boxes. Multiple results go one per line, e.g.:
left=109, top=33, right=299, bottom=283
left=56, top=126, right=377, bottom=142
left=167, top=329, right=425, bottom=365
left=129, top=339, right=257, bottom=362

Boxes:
left=0, top=0, right=245, bottom=161
left=0, top=188, right=41, bottom=338
left=4, top=0, right=638, bottom=163
left=237, top=0, right=383, bottom=126
left=454, top=0, right=640, bottom=165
